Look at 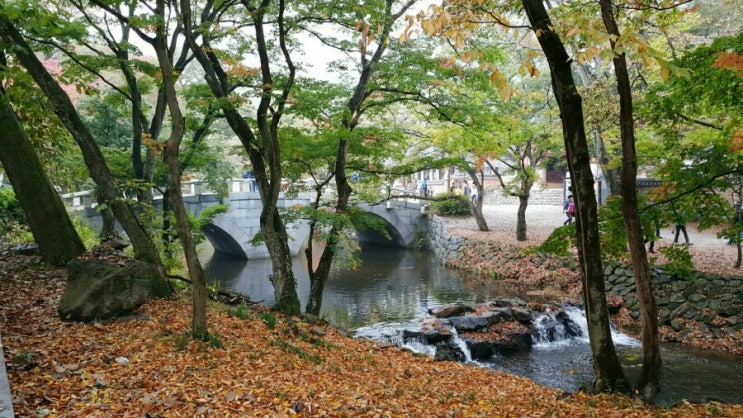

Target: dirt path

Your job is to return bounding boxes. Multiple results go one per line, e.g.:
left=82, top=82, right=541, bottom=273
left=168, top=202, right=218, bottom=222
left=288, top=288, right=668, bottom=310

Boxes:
left=442, top=203, right=743, bottom=276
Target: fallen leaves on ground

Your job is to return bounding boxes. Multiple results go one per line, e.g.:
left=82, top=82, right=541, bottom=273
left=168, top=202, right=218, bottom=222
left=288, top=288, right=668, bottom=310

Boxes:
left=1, top=254, right=742, bottom=417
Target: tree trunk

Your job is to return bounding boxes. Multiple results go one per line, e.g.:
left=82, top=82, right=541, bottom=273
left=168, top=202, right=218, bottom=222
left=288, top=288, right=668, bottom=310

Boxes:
left=573, top=62, right=621, bottom=198
left=153, top=0, right=209, bottom=338
left=472, top=201, right=489, bottom=231
left=178, top=0, right=301, bottom=315
left=594, top=129, right=622, bottom=198
left=0, top=17, right=171, bottom=295
left=522, top=0, right=629, bottom=394
left=516, top=174, right=534, bottom=241
left=516, top=195, right=529, bottom=241
left=304, top=0, right=418, bottom=315
left=0, top=90, right=86, bottom=265
left=470, top=171, right=489, bottom=231
left=305, top=270, right=326, bottom=316
left=600, top=0, right=661, bottom=403
left=161, top=189, right=174, bottom=260
left=262, top=202, right=301, bottom=315
left=305, top=135, right=352, bottom=316
left=305, top=186, right=333, bottom=316
left=96, top=188, right=116, bottom=239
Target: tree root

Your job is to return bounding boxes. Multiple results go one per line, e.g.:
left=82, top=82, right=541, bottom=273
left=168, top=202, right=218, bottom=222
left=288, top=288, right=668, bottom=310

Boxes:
left=167, top=274, right=263, bottom=306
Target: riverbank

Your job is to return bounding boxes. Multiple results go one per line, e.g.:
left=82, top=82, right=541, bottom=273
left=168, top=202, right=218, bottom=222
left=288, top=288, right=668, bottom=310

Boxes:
left=1, top=253, right=741, bottom=416
left=437, top=204, right=743, bottom=354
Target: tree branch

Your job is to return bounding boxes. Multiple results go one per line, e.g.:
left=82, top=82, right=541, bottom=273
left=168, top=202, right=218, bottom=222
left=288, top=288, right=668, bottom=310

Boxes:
left=676, top=112, right=724, bottom=130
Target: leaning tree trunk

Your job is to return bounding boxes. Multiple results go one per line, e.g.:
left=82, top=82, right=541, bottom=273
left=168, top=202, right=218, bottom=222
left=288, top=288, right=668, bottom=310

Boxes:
left=522, top=0, right=629, bottom=394
left=0, top=17, right=171, bottom=295
left=0, top=90, right=86, bottom=266
left=600, top=0, right=661, bottom=403
left=306, top=0, right=419, bottom=314
left=305, top=184, right=334, bottom=316
left=472, top=199, right=489, bottom=231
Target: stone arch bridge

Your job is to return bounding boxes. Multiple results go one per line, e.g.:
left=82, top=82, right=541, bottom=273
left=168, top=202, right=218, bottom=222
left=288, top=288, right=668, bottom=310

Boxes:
left=74, top=182, right=427, bottom=260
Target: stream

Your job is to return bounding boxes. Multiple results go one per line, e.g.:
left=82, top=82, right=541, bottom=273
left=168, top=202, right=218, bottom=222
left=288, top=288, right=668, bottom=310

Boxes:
left=203, top=245, right=743, bottom=406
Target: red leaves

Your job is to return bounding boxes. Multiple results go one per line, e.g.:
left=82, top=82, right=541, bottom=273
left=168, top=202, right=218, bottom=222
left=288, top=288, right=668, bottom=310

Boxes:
left=728, top=129, right=743, bottom=153
left=712, top=52, right=743, bottom=77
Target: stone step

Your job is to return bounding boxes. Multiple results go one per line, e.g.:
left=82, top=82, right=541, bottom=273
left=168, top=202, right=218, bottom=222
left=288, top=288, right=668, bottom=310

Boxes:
left=482, top=188, right=565, bottom=206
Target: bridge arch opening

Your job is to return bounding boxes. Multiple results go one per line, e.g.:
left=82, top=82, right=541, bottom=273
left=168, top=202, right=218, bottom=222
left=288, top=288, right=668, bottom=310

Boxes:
left=201, top=224, right=248, bottom=260
left=355, top=214, right=406, bottom=248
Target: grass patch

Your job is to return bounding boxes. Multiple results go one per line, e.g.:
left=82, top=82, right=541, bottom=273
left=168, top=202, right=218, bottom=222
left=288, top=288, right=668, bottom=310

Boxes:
left=260, top=312, right=277, bottom=329
left=269, top=339, right=325, bottom=364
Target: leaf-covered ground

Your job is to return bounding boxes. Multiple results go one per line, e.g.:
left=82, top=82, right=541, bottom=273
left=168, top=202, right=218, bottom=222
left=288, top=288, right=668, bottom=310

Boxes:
left=1, top=253, right=742, bottom=417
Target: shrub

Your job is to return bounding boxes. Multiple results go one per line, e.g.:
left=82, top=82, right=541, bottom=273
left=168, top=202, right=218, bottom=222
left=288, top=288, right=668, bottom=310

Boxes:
left=430, top=192, right=471, bottom=217
left=0, top=188, right=30, bottom=245
left=0, top=188, right=25, bottom=224
left=533, top=224, right=575, bottom=257
left=68, top=212, right=98, bottom=250
left=658, top=245, right=694, bottom=280
left=260, top=312, right=277, bottom=329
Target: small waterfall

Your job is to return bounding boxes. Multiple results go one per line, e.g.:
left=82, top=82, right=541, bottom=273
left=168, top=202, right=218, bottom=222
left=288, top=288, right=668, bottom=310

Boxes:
left=448, top=327, right=473, bottom=363
left=356, top=306, right=639, bottom=359
left=354, top=321, right=474, bottom=361
left=532, top=309, right=581, bottom=345
left=532, top=306, right=639, bottom=348
left=354, top=321, right=437, bottom=356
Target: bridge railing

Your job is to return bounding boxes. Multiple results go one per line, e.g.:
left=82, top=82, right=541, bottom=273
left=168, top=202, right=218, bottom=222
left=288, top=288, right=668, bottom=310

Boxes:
left=60, top=190, right=96, bottom=208
left=60, top=179, right=424, bottom=210
left=60, top=179, right=262, bottom=209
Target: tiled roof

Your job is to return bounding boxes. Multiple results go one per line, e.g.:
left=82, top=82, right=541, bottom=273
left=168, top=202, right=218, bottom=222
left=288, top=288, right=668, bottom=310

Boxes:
left=637, top=178, right=661, bottom=187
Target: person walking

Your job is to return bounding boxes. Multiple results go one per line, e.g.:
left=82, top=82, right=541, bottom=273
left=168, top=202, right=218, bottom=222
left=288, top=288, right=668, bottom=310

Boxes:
left=647, top=199, right=662, bottom=253
left=672, top=204, right=692, bottom=246
left=563, top=195, right=575, bottom=226
left=420, top=178, right=428, bottom=198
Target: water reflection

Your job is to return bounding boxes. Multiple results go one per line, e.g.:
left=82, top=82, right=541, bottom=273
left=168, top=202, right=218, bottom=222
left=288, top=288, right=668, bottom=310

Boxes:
left=204, top=244, right=489, bottom=329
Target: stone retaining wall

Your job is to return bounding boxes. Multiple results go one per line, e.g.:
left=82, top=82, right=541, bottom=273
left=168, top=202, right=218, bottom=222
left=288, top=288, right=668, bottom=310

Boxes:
left=427, top=215, right=467, bottom=263
left=605, top=263, right=743, bottom=333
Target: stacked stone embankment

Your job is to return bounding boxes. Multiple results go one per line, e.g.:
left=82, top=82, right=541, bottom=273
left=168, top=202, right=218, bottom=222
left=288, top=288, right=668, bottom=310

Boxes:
left=427, top=215, right=467, bottom=263
left=605, top=263, right=743, bottom=337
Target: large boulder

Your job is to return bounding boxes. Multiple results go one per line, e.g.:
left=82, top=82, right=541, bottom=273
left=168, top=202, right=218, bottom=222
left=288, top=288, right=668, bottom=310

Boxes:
left=433, top=341, right=466, bottom=362
left=462, top=328, right=533, bottom=360
left=428, top=303, right=477, bottom=318
left=448, top=315, right=492, bottom=332
left=58, top=258, right=160, bottom=322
